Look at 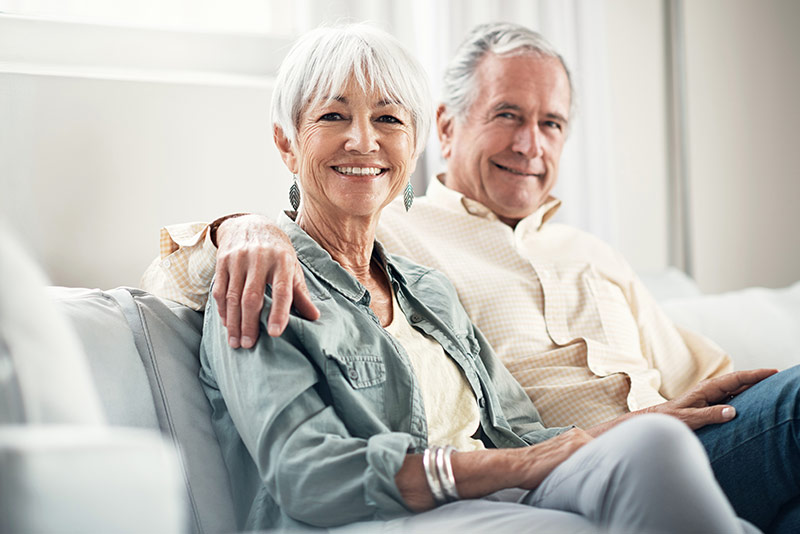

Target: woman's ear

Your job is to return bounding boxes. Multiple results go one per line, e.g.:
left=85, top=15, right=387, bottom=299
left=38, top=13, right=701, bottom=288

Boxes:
left=436, top=104, right=454, bottom=160
left=274, top=125, right=298, bottom=172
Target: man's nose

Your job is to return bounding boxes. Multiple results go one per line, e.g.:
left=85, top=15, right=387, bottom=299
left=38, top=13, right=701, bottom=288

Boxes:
left=512, top=123, right=544, bottom=158
left=344, top=116, right=379, bottom=153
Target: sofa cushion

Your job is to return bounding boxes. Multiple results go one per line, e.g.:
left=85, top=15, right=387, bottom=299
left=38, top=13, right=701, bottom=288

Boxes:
left=48, top=287, right=159, bottom=428
left=660, top=281, right=800, bottom=371
left=107, top=288, right=237, bottom=534
left=0, top=229, right=104, bottom=425
left=48, top=286, right=237, bottom=534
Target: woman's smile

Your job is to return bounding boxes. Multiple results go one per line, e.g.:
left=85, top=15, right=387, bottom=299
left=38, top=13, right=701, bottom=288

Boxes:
left=332, top=166, right=387, bottom=177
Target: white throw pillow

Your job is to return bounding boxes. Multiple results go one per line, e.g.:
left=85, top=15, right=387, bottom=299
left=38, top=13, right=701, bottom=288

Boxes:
left=660, top=282, right=800, bottom=371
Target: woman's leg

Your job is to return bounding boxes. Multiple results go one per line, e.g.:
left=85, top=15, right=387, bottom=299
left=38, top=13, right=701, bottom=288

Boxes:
left=370, top=497, right=601, bottom=534
left=696, top=365, right=800, bottom=534
left=525, top=414, right=758, bottom=533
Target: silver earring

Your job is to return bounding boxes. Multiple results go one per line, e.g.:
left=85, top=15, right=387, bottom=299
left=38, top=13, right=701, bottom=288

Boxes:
left=403, top=182, right=414, bottom=211
left=289, top=175, right=300, bottom=211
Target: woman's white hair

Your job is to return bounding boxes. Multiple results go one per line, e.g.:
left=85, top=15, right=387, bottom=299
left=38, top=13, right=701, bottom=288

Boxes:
left=442, top=22, right=574, bottom=122
left=271, top=23, right=432, bottom=157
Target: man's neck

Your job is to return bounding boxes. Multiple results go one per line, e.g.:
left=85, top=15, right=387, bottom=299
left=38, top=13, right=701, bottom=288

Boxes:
left=438, top=172, right=524, bottom=228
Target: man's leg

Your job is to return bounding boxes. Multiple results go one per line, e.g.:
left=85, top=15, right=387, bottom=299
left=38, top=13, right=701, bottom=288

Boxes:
left=696, top=365, right=800, bottom=533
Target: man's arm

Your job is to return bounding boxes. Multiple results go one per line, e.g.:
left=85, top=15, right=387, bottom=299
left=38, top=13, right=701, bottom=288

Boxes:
left=211, top=214, right=318, bottom=348
left=141, top=214, right=318, bottom=348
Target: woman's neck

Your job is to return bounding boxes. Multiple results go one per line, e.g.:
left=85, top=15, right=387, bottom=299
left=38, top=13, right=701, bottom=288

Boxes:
left=296, top=204, right=379, bottom=282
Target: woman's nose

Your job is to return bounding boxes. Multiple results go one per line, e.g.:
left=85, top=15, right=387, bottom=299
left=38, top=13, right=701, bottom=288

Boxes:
left=344, top=116, right=379, bottom=153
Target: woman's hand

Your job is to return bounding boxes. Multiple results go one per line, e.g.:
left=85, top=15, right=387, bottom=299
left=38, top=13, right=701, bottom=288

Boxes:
left=212, top=214, right=319, bottom=348
left=511, top=428, right=594, bottom=490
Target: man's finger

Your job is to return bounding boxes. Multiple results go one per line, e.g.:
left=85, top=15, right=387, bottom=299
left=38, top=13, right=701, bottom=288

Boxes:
left=213, top=265, right=231, bottom=327
left=292, top=269, right=320, bottom=322
left=225, top=267, right=246, bottom=348
left=266, top=255, right=296, bottom=337
left=239, top=268, right=267, bottom=349
left=684, top=405, right=737, bottom=430
left=700, top=368, right=779, bottom=402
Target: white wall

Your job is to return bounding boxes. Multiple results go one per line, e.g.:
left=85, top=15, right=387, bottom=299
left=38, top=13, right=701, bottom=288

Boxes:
left=0, top=15, right=291, bottom=289
left=604, top=0, right=800, bottom=292
left=683, top=0, right=800, bottom=292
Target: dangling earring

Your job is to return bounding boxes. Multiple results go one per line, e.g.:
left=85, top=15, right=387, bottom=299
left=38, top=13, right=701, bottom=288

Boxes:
left=403, top=181, right=414, bottom=211
left=289, top=175, right=300, bottom=211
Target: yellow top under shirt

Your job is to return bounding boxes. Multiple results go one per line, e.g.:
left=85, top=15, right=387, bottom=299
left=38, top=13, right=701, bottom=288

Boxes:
left=384, top=292, right=485, bottom=452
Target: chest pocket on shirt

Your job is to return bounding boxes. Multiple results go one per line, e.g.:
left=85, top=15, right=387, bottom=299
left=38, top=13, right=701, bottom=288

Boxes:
left=324, top=352, right=386, bottom=389
left=323, top=352, right=388, bottom=432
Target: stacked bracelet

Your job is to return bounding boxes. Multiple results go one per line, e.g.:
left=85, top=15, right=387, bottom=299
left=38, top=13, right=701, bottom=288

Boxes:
left=422, top=445, right=460, bottom=506
left=437, top=446, right=460, bottom=502
left=423, top=447, right=446, bottom=504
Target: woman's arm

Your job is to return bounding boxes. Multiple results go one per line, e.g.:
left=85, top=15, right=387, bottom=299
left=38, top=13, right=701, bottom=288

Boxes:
left=396, top=428, right=593, bottom=511
left=202, top=291, right=413, bottom=527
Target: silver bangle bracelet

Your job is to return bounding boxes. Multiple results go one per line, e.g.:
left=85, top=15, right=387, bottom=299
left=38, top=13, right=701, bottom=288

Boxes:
left=423, top=447, right=446, bottom=505
left=438, top=446, right=460, bottom=502
left=435, top=445, right=460, bottom=502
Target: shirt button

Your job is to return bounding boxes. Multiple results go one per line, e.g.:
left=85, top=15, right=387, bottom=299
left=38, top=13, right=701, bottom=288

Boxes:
left=162, top=259, right=171, bottom=268
left=348, top=369, right=359, bottom=381
left=478, top=397, right=486, bottom=408
left=410, top=314, right=422, bottom=323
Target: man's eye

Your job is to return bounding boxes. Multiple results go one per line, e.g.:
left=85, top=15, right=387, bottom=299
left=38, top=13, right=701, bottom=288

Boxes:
left=320, top=112, right=343, bottom=121
left=497, top=112, right=517, bottom=120
left=377, top=115, right=401, bottom=124
left=544, top=120, right=562, bottom=131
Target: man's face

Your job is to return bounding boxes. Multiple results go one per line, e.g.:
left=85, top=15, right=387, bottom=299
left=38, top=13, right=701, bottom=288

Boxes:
left=438, top=53, right=571, bottom=226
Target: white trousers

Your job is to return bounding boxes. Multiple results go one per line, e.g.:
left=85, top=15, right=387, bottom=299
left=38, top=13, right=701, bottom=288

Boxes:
left=346, top=415, right=760, bottom=534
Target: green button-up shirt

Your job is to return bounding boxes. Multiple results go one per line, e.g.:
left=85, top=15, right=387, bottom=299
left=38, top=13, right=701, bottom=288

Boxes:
left=200, top=213, right=569, bottom=530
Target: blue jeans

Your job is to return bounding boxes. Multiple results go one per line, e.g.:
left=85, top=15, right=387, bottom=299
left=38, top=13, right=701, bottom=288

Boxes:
left=696, top=364, right=800, bottom=534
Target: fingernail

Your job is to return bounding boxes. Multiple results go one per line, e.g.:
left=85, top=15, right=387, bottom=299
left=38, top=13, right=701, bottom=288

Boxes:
left=722, top=407, right=736, bottom=419
left=241, top=336, right=254, bottom=348
left=228, top=337, right=240, bottom=348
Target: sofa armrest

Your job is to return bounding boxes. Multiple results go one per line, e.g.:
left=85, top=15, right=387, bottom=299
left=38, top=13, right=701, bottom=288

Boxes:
left=0, top=425, right=186, bottom=533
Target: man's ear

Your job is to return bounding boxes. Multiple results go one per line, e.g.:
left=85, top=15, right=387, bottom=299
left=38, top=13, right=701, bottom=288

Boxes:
left=436, top=104, right=454, bottom=160
left=274, top=125, right=298, bottom=172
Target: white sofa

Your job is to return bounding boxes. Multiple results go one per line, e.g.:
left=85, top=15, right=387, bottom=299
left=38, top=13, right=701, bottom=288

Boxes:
left=0, top=228, right=233, bottom=534
left=3, top=228, right=798, bottom=532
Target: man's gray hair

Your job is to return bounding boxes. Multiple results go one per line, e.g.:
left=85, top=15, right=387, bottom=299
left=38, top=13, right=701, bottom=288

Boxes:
left=442, top=22, right=574, bottom=121
left=271, top=23, right=432, bottom=157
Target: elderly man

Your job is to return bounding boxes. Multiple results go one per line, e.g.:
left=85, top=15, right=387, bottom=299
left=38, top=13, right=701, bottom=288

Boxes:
left=143, top=23, right=799, bottom=532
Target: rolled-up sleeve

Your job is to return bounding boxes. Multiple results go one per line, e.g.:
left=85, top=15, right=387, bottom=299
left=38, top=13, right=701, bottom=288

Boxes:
left=201, top=294, right=414, bottom=527
left=472, top=325, right=572, bottom=444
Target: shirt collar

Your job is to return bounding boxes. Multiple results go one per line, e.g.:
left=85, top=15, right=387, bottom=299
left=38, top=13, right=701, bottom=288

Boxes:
left=277, top=212, right=403, bottom=303
left=424, top=173, right=562, bottom=231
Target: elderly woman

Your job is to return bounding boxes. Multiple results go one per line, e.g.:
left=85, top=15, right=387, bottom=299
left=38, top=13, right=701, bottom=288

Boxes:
left=200, top=25, right=756, bottom=533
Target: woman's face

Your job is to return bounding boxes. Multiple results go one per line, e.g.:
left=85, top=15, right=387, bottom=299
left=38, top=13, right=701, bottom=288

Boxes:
left=278, top=77, right=417, bottom=221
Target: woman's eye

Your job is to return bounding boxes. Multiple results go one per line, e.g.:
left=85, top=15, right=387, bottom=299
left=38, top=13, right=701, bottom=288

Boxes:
left=497, top=112, right=517, bottom=120
left=320, top=112, right=343, bottom=121
left=377, top=115, right=401, bottom=124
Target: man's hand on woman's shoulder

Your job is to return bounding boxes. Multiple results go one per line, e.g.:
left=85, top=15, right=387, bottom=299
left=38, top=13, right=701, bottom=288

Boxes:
left=212, top=214, right=319, bottom=349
